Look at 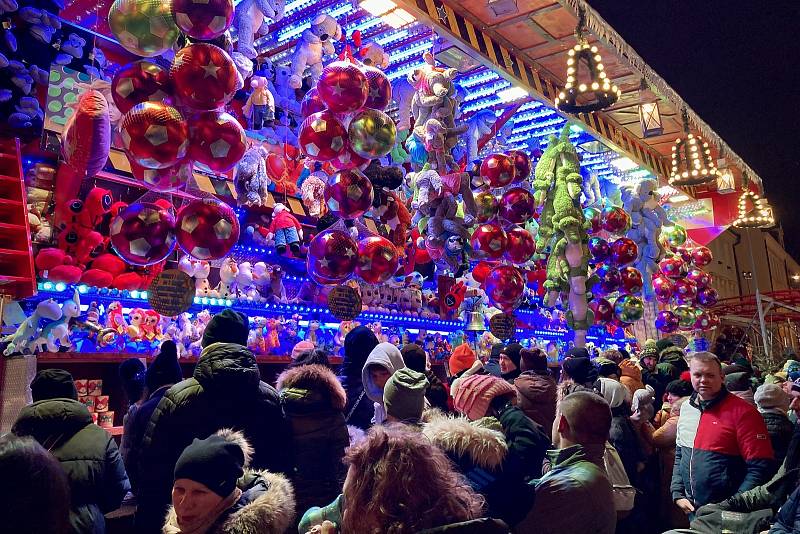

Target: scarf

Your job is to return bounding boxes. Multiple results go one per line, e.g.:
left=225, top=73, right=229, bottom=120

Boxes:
left=164, top=488, right=242, bottom=534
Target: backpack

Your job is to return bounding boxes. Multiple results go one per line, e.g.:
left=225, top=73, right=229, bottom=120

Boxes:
left=603, top=442, right=636, bottom=513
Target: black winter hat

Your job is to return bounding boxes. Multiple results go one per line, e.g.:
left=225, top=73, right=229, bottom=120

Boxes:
left=596, top=359, right=621, bottom=378
left=401, top=343, right=427, bottom=374
left=340, top=326, right=379, bottom=379
left=725, top=372, right=753, bottom=392
left=202, top=309, right=249, bottom=348
left=562, top=357, right=597, bottom=384
left=146, top=341, right=183, bottom=392
left=566, top=347, right=590, bottom=360
left=501, top=343, right=522, bottom=370
left=174, top=435, right=244, bottom=497
left=655, top=338, right=675, bottom=353
left=490, top=343, right=504, bottom=361
left=119, top=358, right=146, bottom=403
left=665, top=379, right=693, bottom=398
left=31, top=369, right=78, bottom=402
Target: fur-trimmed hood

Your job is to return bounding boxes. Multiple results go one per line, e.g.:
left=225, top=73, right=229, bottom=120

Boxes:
left=422, top=412, right=507, bottom=470
left=163, top=430, right=296, bottom=534
left=277, top=364, right=347, bottom=413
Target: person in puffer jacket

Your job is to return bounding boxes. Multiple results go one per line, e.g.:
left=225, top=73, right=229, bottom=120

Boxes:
left=276, top=363, right=349, bottom=515
left=450, top=373, right=552, bottom=527
left=619, top=359, right=645, bottom=398
left=755, top=383, right=794, bottom=465
left=12, top=369, right=130, bottom=534
left=162, top=429, right=296, bottom=534
left=362, top=342, right=405, bottom=425
left=135, top=310, right=291, bottom=533
left=338, top=326, right=379, bottom=430
left=671, top=352, right=774, bottom=517
left=514, top=348, right=556, bottom=432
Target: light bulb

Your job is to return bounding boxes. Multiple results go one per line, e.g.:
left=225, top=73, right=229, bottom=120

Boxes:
left=591, top=82, right=599, bottom=90
left=579, top=83, right=587, bottom=91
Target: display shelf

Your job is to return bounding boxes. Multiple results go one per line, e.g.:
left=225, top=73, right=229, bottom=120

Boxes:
left=0, top=137, right=35, bottom=300
left=33, top=283, right=470, bottom=331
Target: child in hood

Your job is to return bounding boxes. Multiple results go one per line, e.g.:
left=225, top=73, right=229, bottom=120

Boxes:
left=362, top=342, right=405, bottom=425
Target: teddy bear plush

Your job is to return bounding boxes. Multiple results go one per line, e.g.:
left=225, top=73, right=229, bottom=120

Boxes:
left=288, top=13, right=342, bottom=89
left=242, top=76, right=275, bottom=130
left=235, top=145, right=271, bottom=206
left=357, top=41, right=390, bottom=69
left=233, top=0, right=285, bottom=59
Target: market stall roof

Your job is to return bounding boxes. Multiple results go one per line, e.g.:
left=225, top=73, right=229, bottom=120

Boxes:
left=403, top=0, right=764, bottom=192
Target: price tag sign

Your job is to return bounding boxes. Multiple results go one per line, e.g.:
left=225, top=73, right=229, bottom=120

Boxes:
left=667, top=334, right=689, bottom=349
left=148, top=269, right=195, bottom=316
left=489, top=313, right=516, bottom=340
left=328, top=286, right=362, bottom=321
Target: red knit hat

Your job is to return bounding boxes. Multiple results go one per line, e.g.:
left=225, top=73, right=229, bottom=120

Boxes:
left=449, top=343, right=477, bottom=376
left=453, top=374, right=515, bottom=421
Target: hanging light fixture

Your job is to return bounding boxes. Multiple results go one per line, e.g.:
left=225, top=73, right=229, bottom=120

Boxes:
left=555, top=8, right=621, bottom=114
left=638, top=78, right=663, bottom=138
left=716, top=168, right=736, bottom=194
left=733, top=174, right=775, bottom=228
left=669, top=107, right=718, bottom=186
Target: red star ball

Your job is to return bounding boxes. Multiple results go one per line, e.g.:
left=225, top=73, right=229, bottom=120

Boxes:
left=307, top=228, right=358, bottom=283
left=655, top=310, right=680, bottom=333
left=652, top=274, right=675, bottom=304
left=470, top=222, right=507, bottom=260
left=328, top=145, right=370, bottom=171
left=484, top=264, right=525, bottom=311
left=175, top=198, right=239, bottom=260
left=611, top=237, right=638, bottom=267
left=619, top=266, right=643, bottom=295
left=188, top=111, right=247, bottom=172
left=110, top=202, right=176, bottom=266
left=499, top=187, right=535, bottom=224
left=659, top=255, right=687, bottom=279
left=507, top=150, right=531, bottom=181
left=171, top=0, right=233, bottom=40
left=687, top=268, right=712, bottom=289
left=112, top=60, right=171, bottom=114
left=299, top=110, right=347, bottom=162
left=691, top=246, right=713, bottom=267
left=356, top=235, right=399, bottom=284
left=480, top=153, right=516, bottom=188
left=600, top=206, right=631, bottom=234
left=130, top=159, right=192, bottom=192
left=324, top=168, right=374, bottom=219
left=504, top=226, right=536, bottom=264
left=301, top=87, right=327, bottom=118
left=171, top=43, right=238, bottom=111
left=697, top=287, right=719, bottom=307
left=673, top=278, right=698, bottom=305
left=589, top=298, right=613, bottom=325
left=317, top=61, right=368, bottom=113
left=363, top=66, right=392, bottom=110
left=121, top=101, right=188, bottom=169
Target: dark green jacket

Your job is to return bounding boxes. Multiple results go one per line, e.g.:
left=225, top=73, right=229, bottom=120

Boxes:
left=12, top=398, right=130, bottom=534
left=277, top=364, right=350, bottom=514
left=135, top=343, right=291, bottom=533
left=516, top=445, right=616, bottom=534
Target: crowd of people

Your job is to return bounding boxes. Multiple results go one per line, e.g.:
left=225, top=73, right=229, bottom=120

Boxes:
left=4, top=308, right=800, bottom=534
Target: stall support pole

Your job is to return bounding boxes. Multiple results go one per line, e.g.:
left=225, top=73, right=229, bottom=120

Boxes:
left=747, top=228, right=771, bottom=357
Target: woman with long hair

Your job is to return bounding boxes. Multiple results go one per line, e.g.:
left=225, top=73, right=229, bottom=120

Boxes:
left=300, top=425, right=507, bottom=533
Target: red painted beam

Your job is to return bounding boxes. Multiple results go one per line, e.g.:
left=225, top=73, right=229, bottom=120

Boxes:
left=476, top=101, right=525, bottom=154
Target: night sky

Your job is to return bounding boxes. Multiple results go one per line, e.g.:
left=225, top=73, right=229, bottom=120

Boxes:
left=589, top=1, right=800, bottom=258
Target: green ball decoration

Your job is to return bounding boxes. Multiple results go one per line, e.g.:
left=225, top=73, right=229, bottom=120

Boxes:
left=348, top=108, right=397, bottom=159
left=660, top=224, right=688, bottom=248
left=108, top=0, right=181, bottom=57
left=674, top=305, right=698, bottom=331
left=613, top=295, right=644, bottom=324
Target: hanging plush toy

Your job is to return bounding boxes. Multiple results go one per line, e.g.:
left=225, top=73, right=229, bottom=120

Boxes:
left=533, top=124, right=593, bottom=346
left=300, top=171, right=327, bottom=217
left=233, top=0, right=285, bottom=59
left=288, top=13, right=342, bottom=89
left=242, top=76, right=275, bottom=131
left=620, top=178, right=670, bottom=297
left=235, top=145, right=271, bottom=206
left=2, top=299, right=63, bottom=356
left=266, top=203, right=303, bottom=254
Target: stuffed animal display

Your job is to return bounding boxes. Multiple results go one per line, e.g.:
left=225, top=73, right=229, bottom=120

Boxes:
left=288, top=14, right=342, bottom=89
left=233, top=0, right=285, bottom=59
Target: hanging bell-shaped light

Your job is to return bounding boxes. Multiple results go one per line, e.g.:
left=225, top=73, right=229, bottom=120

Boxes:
left=555, top=9, right=621, bottom=114
left=669, top=108, right=719, bottom=186
left=733, top=174, right=775, bottom=228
